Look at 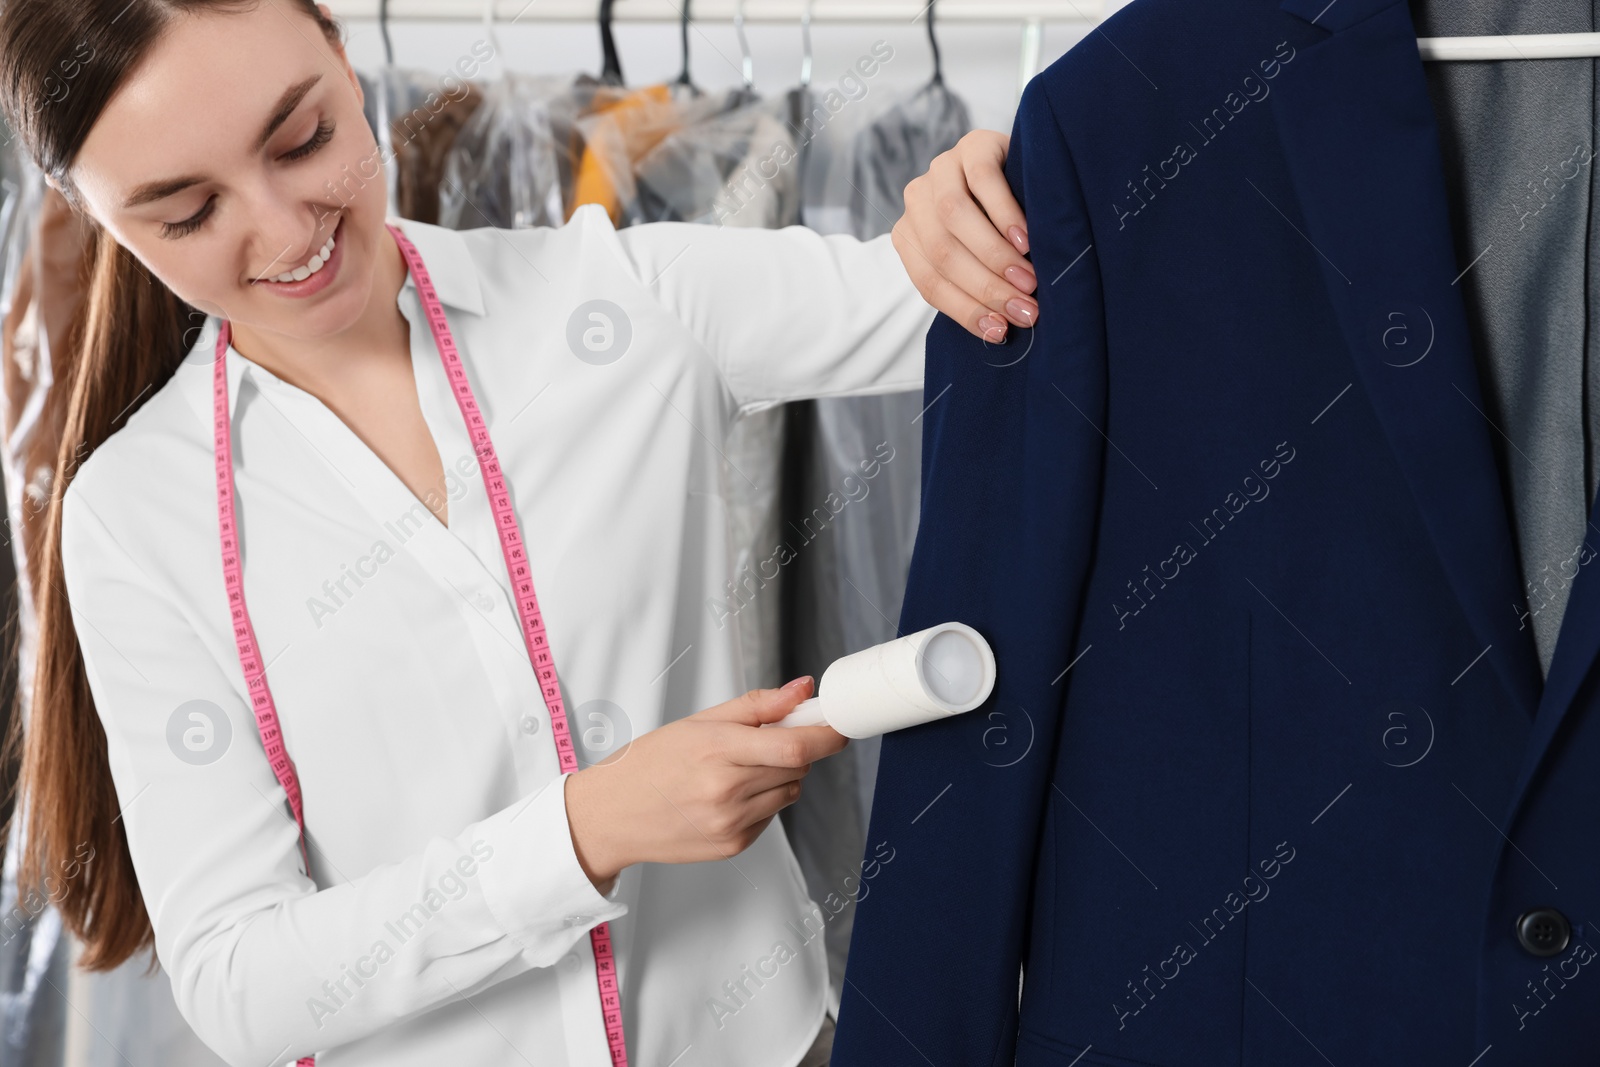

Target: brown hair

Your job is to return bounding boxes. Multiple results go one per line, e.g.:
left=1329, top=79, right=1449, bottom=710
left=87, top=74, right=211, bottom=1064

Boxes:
left=0, top=0, right=342, bottom=972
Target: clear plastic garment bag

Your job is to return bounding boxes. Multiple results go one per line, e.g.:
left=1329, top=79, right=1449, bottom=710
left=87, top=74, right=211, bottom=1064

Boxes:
left=627, top=11, right=805, bottom=703
left=0, top=154, right=65, bottom=1067
left=774, top=1, right=974, bottom=1013
left=438, top=73, right=569, bottom=230
left=0, top=155, right=228, bottom=1067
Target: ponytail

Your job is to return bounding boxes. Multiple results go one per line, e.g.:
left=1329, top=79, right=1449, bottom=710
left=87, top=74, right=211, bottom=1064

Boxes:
left=3, top=220, right=197, bottom=970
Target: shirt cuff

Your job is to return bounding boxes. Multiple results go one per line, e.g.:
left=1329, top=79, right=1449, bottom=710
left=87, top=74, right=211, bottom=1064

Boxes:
left=475, top=773, right=628, bottom=965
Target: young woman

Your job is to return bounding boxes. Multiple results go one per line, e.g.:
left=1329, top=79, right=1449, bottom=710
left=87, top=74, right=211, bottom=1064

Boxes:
left=0, top=2, right=1034, bottom=1065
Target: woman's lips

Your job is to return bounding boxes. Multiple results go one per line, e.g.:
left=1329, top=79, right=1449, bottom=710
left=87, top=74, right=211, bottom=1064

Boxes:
left=253, top=215, right=344, bottom=298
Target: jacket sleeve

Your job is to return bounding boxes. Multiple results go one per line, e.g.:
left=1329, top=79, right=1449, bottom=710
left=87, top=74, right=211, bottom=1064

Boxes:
left=831, top=75, right=1108, bottom=1066
left=604, top=210, right=936, bottom=413
left=59, top=483, right=626, bottom=1067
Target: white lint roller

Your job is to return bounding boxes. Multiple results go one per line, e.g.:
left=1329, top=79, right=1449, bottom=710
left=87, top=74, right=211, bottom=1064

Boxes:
left=772, top=622, right=997, bottom=738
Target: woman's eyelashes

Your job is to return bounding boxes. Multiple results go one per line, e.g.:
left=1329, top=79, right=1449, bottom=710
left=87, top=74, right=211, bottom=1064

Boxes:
left=157, top=118, right=336, bottom=239
left=160, top=195, right=214, bottom=239
left=282, top=117, right=335, bottom=162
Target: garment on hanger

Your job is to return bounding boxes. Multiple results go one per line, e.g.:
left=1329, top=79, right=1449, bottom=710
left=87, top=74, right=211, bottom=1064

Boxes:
left=634, top=92, right=800, bottom=228
left=776, top=74, right=972, bottom=1016
left=373, top=65, right=485, bottom=224
left=834, top=1, right=1600, bottom=1062
left=629, top=82, right=804, bottom=695
left=438, top=73, right=568, bottom=230
left=0, top=154, right=62, bottom=1067
left=627, top=87, right=805, bottom=703
left=438, top=73, right=639, bottom=230
left=569, top=82, right=727, bottom=225
left=848, top=80, right=972, bottom=236
left=1410, top=0, right=1600, bottom=676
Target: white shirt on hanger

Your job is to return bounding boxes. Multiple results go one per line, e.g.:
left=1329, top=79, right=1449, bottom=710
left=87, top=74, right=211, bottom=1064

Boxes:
left=60, top=204, right=935, bottom=1067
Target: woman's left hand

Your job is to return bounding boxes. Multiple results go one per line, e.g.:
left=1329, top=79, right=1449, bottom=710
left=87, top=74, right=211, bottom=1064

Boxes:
left=895, top=129, right=1037, bottom=343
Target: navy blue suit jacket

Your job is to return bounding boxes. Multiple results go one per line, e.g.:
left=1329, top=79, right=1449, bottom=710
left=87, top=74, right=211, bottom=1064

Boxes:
left=831, top=0, right=1600, bottom=1064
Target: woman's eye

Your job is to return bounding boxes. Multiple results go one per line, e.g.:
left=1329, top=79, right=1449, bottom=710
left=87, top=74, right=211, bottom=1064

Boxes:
left=159, top=195, right=215, bottom=240
left=282, top=118, right=334, bottom=162
left=153, top=118, right=333, bottom=239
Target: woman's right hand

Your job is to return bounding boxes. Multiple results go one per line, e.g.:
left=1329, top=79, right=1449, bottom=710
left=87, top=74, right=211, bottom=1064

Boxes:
left=563, top=676, right=844, bottom=894
left=895, top=129, right=1036, bottom=343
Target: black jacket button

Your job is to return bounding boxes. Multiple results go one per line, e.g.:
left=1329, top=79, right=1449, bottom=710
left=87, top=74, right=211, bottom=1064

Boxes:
left=1515, top=908, right=1571, bottom=958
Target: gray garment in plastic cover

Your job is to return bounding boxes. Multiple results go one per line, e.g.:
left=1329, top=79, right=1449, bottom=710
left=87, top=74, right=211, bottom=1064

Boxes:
left=634, top=91, right=802, bottom=229
left=637, top=90, right=803, bottom=700
left=777, top=79, right=971, bottom=1016
left=438, top=74, right=572, bottom=230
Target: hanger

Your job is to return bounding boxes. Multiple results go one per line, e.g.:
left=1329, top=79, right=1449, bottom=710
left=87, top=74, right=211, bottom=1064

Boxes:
left=1420, top=33, right=1600, bottom=60
left=1018, top=16, right=1043, bottom=93
left=378, top=0, right=394, bottom=66
left=735, top=0, right=755, bottom=93
left=924, top=0, right=945, bottom=87
left=480, top=0, right=503, bottom=82
left=908, top=0, right=940, bottom=99
left=598, top=0, right=624, bottom=86
left=799, top=0, right=814, bottom=89
left=675, top=0, right=700, bottom=93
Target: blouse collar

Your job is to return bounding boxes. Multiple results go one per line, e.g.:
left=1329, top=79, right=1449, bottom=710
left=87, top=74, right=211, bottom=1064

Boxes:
left=179, top=215, right=486, bottom=428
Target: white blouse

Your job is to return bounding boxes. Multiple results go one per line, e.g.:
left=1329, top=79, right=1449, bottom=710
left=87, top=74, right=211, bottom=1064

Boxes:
left=59, top=205, right=934, bottom=1067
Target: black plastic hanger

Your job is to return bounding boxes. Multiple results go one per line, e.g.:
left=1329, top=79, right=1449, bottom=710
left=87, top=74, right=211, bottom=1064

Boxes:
left=675, top=0, right=700, bottom=93
left=927, top=0, right=945, bottom=87
left=599, top=0, right=625, bottom=86
left=378, top=0, right=394, bottom=66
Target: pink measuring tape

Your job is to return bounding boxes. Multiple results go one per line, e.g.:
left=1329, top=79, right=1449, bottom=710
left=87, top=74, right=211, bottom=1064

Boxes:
left=211, top=222, right=629, bottom=1067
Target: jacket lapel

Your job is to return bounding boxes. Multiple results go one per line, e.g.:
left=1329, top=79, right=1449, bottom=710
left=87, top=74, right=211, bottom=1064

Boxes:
left=1506, top=490, right=1600, bottom=821
left=1270, top=0, right=1542, bottom=720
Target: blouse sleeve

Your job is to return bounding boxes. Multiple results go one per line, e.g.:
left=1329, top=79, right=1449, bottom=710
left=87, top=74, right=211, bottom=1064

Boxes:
left=599, top=207, right=937, bottom=414
left=60, top=481, right=625, bottom=1066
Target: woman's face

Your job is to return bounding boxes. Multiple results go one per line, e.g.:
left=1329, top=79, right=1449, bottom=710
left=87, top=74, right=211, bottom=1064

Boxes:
left=69, top=2, right=388, bottom=343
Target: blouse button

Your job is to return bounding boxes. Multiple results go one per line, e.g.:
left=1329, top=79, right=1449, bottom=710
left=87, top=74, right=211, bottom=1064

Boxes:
left=474, top=592, right=495, bottom=612
left=520, top=715, right=540, bottom=735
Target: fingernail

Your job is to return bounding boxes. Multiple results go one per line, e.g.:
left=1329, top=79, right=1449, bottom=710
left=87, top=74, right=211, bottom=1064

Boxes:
left=1006, top=299, right=1038, bottom=327
left=1005, top=264, right=1037, bottom=294
left=783, top=676, right=812, bottom=691
left=981, top=316, right=1008, bottom=343
left=1008, top=225, right=1029, bottom=254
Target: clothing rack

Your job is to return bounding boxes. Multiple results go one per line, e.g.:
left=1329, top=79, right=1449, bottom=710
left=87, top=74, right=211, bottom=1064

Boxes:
left=333, top=0, right=1090, bottom=97
left=325, top=0, right=1098, bottom=22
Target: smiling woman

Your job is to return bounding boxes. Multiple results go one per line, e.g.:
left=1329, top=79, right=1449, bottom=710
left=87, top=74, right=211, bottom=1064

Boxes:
left=0, top=0, right=410, bottom=979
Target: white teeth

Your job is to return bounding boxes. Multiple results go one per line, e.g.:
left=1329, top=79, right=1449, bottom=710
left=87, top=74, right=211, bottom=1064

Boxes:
left=268, top=231, right=336, bottom=284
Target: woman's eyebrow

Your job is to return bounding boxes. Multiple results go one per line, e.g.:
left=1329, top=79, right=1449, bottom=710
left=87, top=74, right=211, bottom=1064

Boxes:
left=121, top=72, right=324, bottom=209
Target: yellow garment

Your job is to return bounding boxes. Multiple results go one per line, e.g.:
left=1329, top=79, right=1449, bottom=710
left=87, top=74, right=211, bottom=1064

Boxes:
left=569, top=83, right=685, bottom=224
